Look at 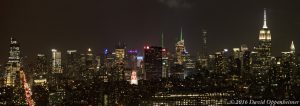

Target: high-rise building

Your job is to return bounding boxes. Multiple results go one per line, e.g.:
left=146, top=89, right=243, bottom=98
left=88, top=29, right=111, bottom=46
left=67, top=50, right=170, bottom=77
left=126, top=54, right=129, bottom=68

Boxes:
left=32, top=54, right=49, bottom=86
left=175, top=28, right=186, bottom=65
left=84, top=48, right=99, bottom=81
left=114, top=42, right=126, bottom=81
left=5, top=36, right=21, bottom=87
left=126, top=50, right=138, bottom=81
left=198, top=30, right=208, bottom=68
left=251, top=9, right=272, bottom=98
left=254, top=9, right=272, bottom=68
left=291, top=41, right=295, bottom=54
left=161, top=33, right=169, bottom=78
left=65, top=50, right=82, bottom=80
left=51, top=49, right=62, bottom=73
left=144, top=46, right=162, bottom=80
left=162, top=48, right=169, bottom=78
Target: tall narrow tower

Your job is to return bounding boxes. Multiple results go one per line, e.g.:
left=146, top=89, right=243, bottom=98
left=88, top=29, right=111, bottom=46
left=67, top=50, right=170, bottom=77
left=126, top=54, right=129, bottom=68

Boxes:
left=52, top=49, right=62, bottom=73
left=291, top=41, right=295, bottom=54
left=256, top=8, right=272, bottom=59
left=251, top=9, right=272, bottom=97
left=161, top=32, right=169, bottom=78
left=200, top=29, right=208, bottom=58
left=161, top=32, right=164, bottom=48
left=5, top=36, right=21, bottom=87
left=175, top=27, right=186, bottom=65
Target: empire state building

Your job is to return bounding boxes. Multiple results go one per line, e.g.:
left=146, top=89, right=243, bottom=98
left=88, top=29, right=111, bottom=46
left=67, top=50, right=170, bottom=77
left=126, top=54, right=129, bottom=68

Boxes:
left=254, top=9, right=272, bottom=66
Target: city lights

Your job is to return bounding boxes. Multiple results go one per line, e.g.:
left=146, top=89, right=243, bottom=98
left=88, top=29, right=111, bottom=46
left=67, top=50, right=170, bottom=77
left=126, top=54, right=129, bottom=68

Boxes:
left=0, top=6, right=300, bottom=106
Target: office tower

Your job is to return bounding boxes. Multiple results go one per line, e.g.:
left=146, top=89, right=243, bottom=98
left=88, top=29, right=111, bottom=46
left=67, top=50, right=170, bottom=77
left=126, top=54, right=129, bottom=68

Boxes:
left=84, top=48, right=98, bottom=80
left=126, top=50, right=138, bottom=81
left=280, top=51, right=296, bottom=98
left=115, top=43, right=126, bottom=63
left=86, top=48, right=95, bottom=69
left=49, top=49, right=65, bottom=106
left=198, top=30, right=208, bottom=68
left=162, top=48, right=169, bottom=78
left=144, top=46, right=162, bottom=80
left=32, top=54, right=49, bottom=86
left=184, top=58, right=196, bottom=79
left=51, top=49, right=62, bottom=73
left=251, top=9, right=272, bottom=98
left=127, top=50, right=138, bottom=69
left=175, top=28, right=186, bottom=65
left=254, top=9, right=272, bottom=67
left=114, top=43, right=126, bottom=81
left=65, top=50, right=82, bottom=80
left=214, top=51, right=228, bottom=75
left=5, top=36, right=21, bottom=87
left=161, top=33, right=169, bottom=78
left=231, top=48, right=242, bottom=76
left=136, top=56, right=144, bottom=80
left=241, top=46, right=251, bottom=82
left=102, top=49, right=114, bottom=82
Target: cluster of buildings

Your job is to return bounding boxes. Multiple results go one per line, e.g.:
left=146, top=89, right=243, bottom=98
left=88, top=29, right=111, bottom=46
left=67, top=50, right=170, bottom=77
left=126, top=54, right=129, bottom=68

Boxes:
left=0, top=9, right=300, bottom=105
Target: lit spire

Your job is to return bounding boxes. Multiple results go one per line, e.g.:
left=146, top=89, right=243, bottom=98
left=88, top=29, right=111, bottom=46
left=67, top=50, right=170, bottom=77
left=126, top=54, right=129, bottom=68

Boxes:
left=161, top=32, right=164, bottom=48
left=263, top=8, right=268, bottom=29
left=10, top=33, right=14, bottom=43
left=291, top=41, right=295, bottom=52
left=180, top=27, right=183, bottom=41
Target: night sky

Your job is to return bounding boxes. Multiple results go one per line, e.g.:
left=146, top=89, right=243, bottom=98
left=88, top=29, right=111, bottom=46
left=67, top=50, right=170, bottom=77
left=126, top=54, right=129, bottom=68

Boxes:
left=1, top=0, right=300, bottom=63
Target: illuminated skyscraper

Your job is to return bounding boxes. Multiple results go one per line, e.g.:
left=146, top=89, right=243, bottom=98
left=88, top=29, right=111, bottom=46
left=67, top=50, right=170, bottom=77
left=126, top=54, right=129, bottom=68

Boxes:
left=114, top=42, right=126, bottom=81
left=161, top=33, right=169, bottom=78
left=115, top=43, right=126, bottom=63
left=51, top=49, right=62, bottom=73
left=291, top=41, right=295, bottom=54
left=254, top=8, right=272, bottom=65
left=32, top=54, right=49, bottom=86
left=86, top=48, right=95, bottom=70
left=175, top=28, right=186, bottom=65
left=5, top=36, right=21, bottom=87
left=198, top=30, right=208, bottom=68
left=126, top=49, right=138, bottom=81
left=144, top=46, right=162, bottom=80
left=251, top=9, right=272, bottom=98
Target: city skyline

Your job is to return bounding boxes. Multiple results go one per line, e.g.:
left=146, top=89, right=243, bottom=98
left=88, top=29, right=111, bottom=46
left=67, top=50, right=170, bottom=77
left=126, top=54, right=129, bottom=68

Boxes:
left=1, top=0, right=300, bottom=63
left=2, top=1, right=300, bottom=105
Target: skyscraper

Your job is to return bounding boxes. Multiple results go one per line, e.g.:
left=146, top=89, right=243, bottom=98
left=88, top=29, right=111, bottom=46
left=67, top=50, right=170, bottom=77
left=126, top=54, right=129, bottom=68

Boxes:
left=254, top=9, right=272, bottom=64
left=65, top=50, right=82, bottom=80
left=251, top=9, right=272, bottom=98
left=114, top=42, right=126, bottom=81
left=161, top=33, right=169, bottom=78
left=175, top=28, right=186, bottom=65
left=5, top=36, right=21, bottom=87
left=198, top=30, right=208, bottom=68
left=291, top=41, right=295, bottom=54
left=144, top=46, right=162, bottom=80
left=51, top=49, right=62, bottom=73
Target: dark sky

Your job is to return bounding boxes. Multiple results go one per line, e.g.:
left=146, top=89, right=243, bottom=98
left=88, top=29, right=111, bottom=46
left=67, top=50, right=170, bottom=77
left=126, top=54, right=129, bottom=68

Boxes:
left=1, top=0, right=300, bottom=63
